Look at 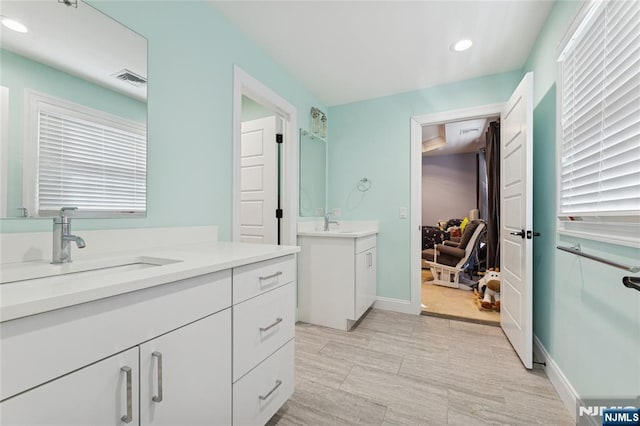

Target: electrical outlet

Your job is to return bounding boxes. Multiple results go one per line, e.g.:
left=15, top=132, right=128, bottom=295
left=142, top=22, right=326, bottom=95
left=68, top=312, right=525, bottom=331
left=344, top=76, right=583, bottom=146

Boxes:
left=399, top=207, right=408, bottom=219
left=332, top=208, right=342, bottom=218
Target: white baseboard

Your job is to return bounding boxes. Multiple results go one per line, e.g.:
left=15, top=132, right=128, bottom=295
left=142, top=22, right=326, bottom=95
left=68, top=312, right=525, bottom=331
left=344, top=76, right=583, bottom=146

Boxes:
left=533, top=335, right=578, bottom=421
left=374, top=296, right=419, bottom=315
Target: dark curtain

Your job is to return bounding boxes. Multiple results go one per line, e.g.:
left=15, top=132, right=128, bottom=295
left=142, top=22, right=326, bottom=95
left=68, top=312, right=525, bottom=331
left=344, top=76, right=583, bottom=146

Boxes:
left=477, top=149, right=488, bottom=221
left=486, top=121, right=500, bottom=269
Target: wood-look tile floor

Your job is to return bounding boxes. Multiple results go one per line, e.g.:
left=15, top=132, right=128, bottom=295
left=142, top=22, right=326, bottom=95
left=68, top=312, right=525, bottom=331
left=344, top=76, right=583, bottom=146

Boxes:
left=268, top=309, right=573, bottom=426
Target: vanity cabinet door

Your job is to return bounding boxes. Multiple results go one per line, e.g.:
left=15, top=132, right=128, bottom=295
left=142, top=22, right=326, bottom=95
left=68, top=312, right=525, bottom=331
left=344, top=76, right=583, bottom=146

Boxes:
left=0, top=347, right=139, bottom=426
left=139, top=309, right=232, bottom=426
left=355, top=247, right=377, bottom=320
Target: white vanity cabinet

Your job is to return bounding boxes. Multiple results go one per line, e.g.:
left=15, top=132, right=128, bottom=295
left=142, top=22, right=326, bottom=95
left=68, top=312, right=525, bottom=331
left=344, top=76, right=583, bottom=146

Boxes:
left=0, top=347, right=141, bottom=426
left=1, top=251, right=297, bottom=426
left=232, top=255, right=296, bottom=426
left=1, top=312, right=232, bottom=426
left=139, top=311, right=232, bottom=426
left=298, top=233, right=378, bottom=330
left=354, top=235, right=377, bottom=321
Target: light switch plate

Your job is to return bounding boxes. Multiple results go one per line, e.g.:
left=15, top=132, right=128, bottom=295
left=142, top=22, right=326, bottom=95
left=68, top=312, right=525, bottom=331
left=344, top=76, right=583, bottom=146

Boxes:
left=399, top=207, right=408, bottom=219
left=332, top=208, right=342, bottom=218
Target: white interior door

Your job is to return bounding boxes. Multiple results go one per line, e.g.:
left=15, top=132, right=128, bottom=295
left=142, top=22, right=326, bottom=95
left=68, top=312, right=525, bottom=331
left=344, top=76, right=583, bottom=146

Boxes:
left=240, top=116, right=278, bottom=244
left=500, top=72, right=534, bottom=369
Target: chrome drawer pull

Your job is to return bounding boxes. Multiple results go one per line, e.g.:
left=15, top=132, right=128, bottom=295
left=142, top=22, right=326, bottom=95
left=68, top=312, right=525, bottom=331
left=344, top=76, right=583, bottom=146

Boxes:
left=260, top=317, right=283, bottom=332
left=121, top=366, right=132, bottom=423
left=259, top=271, right=282, bottom=282
left=152, top=351, right=163, bottom=403
left=258, top=379, right=282, bottom=401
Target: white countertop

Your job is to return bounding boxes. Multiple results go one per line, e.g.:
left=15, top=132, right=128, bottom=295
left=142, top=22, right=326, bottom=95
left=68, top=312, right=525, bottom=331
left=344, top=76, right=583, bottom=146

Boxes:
left=0, top=242, right=299, bottom=322
left=297, top=220, right=378, bottom=238
left=297, top=229, right=378, bottom=238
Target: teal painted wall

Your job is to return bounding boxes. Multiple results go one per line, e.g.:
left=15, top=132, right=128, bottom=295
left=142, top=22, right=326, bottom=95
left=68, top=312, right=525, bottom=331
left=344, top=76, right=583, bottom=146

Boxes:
left=1, top=1, right=325, bottom=236
left=0, top=49, right=146, bottom=219
left=328, top=71, right=523, bottom=300
left=241, top=95, right=273, bottom=122
left=526, top=1, right=640, bottom=398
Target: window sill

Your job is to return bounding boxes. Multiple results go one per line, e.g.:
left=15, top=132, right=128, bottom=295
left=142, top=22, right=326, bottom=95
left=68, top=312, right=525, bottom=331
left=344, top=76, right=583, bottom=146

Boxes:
left=557, top=225, right=640, bottom=249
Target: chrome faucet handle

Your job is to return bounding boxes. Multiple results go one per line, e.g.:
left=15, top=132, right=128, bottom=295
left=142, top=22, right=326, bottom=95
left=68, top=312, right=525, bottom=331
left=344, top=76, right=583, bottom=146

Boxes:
left=58, top=207, right=78, bottom=222
left=60, top=206, right=78, bottom=216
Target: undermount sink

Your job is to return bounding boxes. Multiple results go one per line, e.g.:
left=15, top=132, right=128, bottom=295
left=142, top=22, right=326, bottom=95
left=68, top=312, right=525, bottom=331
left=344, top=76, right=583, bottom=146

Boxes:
left=0, top=256, right=182, bottom=285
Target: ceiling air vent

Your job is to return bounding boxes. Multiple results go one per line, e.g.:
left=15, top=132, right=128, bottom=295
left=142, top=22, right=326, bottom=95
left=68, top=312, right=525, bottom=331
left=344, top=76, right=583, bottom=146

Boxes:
left=459, top=128, right=480, bottom=135
left=112, top=69, right=147, bottom=87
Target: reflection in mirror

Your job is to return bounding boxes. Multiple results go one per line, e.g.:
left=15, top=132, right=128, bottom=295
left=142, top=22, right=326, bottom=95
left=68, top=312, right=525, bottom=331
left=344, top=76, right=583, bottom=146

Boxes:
left=0, top=0, right=147, bottom=219
left=299, top=129, right=327, bottom=217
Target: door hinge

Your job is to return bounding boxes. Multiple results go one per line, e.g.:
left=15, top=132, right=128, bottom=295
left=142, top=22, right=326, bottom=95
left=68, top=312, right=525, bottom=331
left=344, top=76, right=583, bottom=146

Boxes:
left=526, top=230, right=541, bottom=239
left=275, top=209, right=283, bottom=219
left=276, top=133, right=283, bottom=144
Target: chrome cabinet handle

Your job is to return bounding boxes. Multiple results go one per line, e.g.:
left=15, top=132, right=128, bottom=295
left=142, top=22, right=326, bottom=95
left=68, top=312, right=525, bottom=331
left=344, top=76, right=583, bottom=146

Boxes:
left=260, top=317, right=283, bottom=332
left=152, top=351, right=163, bottom=403
left=121, top=366, right=132, bottom=424
left=259, top=271, right=282, bottom=282
left=258, top=379, right=282, bottom=401
left=367, top=252, right=372, bottom=268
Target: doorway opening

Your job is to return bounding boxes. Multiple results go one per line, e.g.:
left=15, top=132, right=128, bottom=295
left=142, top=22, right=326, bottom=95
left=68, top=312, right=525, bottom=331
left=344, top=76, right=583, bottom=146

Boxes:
left=409, top=103, right=504, bottom=318
left=232, top=66, right=298, bottom=246
left=239, top=96, right=285, bottom=244
left=419, top=116, right=500, bottom=325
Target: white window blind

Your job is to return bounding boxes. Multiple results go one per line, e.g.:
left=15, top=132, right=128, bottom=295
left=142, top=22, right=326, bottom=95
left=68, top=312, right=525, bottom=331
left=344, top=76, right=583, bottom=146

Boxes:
left=558, top=0, right=640, bottom=221
left=35, top=98, right=146, bottom=216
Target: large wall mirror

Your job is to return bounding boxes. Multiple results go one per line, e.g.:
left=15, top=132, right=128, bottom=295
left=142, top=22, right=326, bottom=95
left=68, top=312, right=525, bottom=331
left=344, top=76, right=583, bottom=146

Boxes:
left=0, top=0, right=147, bottom=219
left=299, top=129, right=327, bottom=217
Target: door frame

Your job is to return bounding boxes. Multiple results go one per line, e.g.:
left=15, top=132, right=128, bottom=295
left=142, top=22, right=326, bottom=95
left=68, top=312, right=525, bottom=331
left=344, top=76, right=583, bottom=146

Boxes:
left=232, top=66, right=298, bottom=246
left=409, top=102, right=505, bottom=315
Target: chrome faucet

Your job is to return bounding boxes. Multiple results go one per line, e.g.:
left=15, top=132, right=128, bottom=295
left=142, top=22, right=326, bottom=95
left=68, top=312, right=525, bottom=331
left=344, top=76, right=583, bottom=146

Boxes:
left=324, top=212, right=339, bottom=231
left=52, top=207, right=86, bottom=264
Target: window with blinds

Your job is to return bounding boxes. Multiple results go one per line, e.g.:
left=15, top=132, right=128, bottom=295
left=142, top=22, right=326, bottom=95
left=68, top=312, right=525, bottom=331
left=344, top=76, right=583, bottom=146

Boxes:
left=558, top=0, right=640, bottom=225
left=29, top=94, right=146, bottom=217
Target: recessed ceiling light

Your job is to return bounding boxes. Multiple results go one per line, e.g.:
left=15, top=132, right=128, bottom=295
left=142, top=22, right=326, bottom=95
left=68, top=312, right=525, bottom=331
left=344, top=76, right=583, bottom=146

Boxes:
left=452, top=39, right=473, bottom=52
left=1, top=17, right=28, bottom=33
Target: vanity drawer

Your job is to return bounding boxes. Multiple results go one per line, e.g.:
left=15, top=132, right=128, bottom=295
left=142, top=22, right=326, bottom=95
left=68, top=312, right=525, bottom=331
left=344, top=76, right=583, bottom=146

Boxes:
left=233, top=339, right=294, bottom=426
left=233, top=255, right=295, bottom=304
left=355, top=235, right=376, bottom=253
left=0, top=270, right=231, bottom=401
left=233, top=282, right=295, bottom=381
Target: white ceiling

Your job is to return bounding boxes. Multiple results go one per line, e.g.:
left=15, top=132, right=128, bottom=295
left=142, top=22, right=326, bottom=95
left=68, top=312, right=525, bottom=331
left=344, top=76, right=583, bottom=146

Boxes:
left=212, top=0, right=554, bottom=106
left=1, top=0, right=147, bottom=102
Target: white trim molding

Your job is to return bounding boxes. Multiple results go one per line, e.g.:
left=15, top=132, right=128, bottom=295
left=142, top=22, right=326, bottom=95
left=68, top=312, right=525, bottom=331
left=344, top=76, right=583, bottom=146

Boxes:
left=533, top=336, right=578, bottom=421
left=374, top=296, right=415, bottom=315
left=1, top=86, right=9, bottom=218
left=232, top=66, right=298, bottom=246
left=409, top=102, right=505, bottom=316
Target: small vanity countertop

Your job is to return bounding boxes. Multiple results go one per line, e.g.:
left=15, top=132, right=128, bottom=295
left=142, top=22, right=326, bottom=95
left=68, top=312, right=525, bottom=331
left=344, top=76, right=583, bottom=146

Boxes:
left=297, top=229, right=378, bottom=238
left=0, top=242, right=299, bottom=323
left=297, top=220, right=378, bottom=239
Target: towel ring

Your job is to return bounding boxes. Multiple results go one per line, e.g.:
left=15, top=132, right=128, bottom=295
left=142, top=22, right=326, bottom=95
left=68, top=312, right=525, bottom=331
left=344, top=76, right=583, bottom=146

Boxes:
left=357, top=178, right=371, bottom=192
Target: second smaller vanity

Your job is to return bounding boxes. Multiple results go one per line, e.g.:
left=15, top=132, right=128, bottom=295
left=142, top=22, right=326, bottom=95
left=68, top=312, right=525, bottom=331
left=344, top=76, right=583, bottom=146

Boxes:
left=297, top=222, right=378, bottom=331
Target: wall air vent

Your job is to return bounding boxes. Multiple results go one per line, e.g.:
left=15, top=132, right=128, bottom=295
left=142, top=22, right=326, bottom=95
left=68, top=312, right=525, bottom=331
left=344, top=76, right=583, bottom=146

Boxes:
left=459, top=128, right=480, bottom=135
left=112, top=69, right=147, bottom=87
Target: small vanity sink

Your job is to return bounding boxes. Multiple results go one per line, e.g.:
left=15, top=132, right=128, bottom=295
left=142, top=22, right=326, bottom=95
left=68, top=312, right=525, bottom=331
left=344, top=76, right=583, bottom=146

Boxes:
left=0, top=256, right=182, bottom=285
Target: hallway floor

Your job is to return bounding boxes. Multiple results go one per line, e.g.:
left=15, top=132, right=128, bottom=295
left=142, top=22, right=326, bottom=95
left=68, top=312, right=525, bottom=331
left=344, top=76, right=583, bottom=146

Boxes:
left=269, top=309, right=572, bottom=425
left=422, top=280, right=500, bottom=326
